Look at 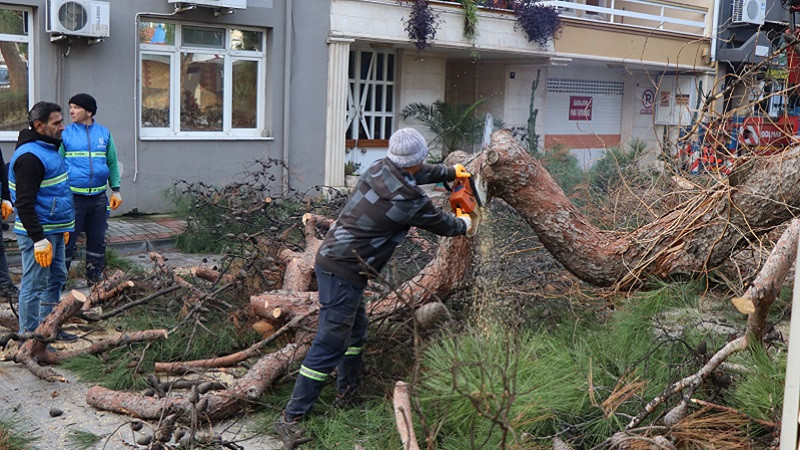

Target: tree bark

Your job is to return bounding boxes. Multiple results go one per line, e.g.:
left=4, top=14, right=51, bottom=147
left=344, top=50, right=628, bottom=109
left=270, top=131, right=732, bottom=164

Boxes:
left=480, top=130, right=800, bottom=288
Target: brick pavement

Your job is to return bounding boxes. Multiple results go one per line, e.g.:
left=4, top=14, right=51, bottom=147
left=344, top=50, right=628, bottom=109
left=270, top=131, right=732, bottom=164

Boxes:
left=2, top=215, right=186, bottom=251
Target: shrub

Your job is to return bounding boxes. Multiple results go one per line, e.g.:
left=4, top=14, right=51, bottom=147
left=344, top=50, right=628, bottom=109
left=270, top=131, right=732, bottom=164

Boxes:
left=589, top=139, right=647, bottom=194
left=539, top=145, right=585, bottom=194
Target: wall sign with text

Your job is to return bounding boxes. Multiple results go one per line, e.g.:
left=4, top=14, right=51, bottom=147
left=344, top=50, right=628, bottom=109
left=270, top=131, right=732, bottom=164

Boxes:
left=569, top=96, right=593, bottom=121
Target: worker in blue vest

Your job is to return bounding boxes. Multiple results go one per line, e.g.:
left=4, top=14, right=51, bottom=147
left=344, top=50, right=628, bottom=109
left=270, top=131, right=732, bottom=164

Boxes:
left=10, top=102, right=75, bottom=336
left=60, top=94, right=122, bottom=285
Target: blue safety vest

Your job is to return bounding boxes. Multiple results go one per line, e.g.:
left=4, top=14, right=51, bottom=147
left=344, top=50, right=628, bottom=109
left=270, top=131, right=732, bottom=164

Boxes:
left=61, top=121, right=111, bottom=195
left=9, top=141, right=75, bottom=236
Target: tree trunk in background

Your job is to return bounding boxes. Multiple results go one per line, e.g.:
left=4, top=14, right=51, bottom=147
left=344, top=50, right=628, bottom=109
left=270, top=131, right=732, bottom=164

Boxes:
left=0, top=42, right=26, bottom=90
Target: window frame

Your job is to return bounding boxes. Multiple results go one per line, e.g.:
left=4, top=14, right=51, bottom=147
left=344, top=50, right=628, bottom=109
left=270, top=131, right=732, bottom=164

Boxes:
left=138, top=20, right=267, bottom=140
left=0, top=5, right=33, bottom=141
left=345, top=48, right=396, bottom=148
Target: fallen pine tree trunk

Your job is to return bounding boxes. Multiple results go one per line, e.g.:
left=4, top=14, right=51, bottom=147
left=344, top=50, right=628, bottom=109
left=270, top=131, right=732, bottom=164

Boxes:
left=479, top=130, right=800, bottom=288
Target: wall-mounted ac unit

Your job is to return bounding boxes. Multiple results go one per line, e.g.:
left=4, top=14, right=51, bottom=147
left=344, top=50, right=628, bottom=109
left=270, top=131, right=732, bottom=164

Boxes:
left=168, top=0, right=247, bottom=10
left=47, top=0, right=110, bottom=38
left=732, top=0, right=766, bottom=25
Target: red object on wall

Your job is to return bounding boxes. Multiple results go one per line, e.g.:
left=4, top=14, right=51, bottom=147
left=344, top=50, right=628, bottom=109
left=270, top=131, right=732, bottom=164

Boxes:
left=569, top=96, right=592, bottom=121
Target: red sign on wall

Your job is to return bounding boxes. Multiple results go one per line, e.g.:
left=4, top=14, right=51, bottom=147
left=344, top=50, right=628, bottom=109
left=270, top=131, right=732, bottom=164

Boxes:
left=569, top=96, right=592, bottom=121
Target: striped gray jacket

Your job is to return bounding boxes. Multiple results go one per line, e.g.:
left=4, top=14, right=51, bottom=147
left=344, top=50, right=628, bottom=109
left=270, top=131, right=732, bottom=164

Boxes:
left=316, top=157, right=467, bottom=287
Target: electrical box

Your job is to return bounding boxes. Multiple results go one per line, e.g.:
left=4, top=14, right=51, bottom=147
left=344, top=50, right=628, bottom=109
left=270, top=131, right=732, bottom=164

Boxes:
left=48, top=0, right=110, bottom=38
left=655, top=75, right=699, bottom=126
left=732, top=0, right=767, bottom=25
left=168, top=0, right=247, bottom=10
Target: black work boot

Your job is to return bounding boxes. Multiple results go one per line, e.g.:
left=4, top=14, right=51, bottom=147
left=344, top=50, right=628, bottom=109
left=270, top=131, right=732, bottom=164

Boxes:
left=275, top=412, right=311, bottom=449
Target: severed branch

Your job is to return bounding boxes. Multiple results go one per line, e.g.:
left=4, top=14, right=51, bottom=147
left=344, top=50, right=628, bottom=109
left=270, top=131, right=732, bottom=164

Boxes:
left=50, top=329, right=169, bottom=363
left=80, top=285, right=181, bottom=322
left=393, top=381, right=420, bottom=450
left=731, top=217, right=800, bottom=339
left=10, top=290, right=86, bottom=381
left=154, top=307, right=318, bottom=374
left=628, top=216, right=800, bottom=429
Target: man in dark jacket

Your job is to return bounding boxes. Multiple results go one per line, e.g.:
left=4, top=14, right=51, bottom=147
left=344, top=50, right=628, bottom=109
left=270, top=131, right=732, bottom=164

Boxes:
left=10, top=102, right=75, bottom=337
left=276, top=128, right=475, bottom=446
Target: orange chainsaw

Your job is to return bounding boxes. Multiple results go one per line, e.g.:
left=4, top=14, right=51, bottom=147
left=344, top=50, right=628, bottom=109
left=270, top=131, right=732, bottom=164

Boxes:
left=448, top=164, right=483, bottom=237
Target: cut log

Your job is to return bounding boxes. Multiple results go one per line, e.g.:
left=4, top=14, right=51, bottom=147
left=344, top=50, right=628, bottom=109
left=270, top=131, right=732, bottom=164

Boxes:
left=276, top=213, right=329, bottom=291
left=249, top=291, right=318, bottom=321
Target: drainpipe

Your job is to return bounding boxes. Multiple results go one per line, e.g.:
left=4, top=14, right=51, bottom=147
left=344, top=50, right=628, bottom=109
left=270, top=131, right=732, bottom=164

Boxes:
left=710, top=0, right=720, bottom=62
left=282, top=0, right=293, bottom=193
left=132, top=6, right=194, bottom=183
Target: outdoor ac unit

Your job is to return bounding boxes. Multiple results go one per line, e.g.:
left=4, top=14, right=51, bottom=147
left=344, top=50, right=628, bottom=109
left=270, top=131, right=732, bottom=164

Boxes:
left=47, top=0, right=110, bottom=38
left=732, top=0, right=766, bottom=25
left=168, top=0, right=247, bottom=10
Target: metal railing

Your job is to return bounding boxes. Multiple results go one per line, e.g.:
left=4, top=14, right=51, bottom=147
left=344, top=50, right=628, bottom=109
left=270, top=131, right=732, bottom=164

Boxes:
left=432, top=0, right=708, bottom=37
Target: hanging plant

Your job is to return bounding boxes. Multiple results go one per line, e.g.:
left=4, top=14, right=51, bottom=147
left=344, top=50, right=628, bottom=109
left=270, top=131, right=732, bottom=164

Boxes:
left=460, top=0, right=479, bottom=42
left=514, top=1, right=563, bottom=47
left=405, top=0, right=440, bottom=52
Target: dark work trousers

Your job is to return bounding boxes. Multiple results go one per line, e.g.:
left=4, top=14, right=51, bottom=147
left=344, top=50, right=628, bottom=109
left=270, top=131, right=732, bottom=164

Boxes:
left=284, top=265, right=368, bottom=421
left=65, top=193, right=108, bottom=283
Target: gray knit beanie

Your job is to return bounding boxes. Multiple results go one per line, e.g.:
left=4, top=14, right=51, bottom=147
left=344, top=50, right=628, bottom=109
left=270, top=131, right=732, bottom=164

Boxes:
left=387, top=128, right=429, bottom=168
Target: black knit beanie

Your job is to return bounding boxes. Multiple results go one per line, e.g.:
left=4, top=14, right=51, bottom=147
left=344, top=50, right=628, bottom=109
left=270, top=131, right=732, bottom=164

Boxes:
left=68, top=93, right=97, bottom=116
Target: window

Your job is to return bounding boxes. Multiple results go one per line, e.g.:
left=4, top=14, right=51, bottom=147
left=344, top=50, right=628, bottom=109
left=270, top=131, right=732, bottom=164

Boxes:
left=138, top=21, right=266, bottom=138
left=346, top=49, right=396, bottom=147
left=0, top=6, right=32, bottom=140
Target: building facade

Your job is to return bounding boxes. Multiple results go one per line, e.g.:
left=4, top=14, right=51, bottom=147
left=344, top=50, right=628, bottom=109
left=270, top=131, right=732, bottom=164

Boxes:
left=0, top=0, right=330, bottom=213
left=0, top=0, right=718, bottom=213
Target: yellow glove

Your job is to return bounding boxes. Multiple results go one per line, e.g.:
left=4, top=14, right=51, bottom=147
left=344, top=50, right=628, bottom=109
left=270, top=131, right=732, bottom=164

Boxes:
left=64, top=232, right=69, bottom=245
left=34, top=239, right=53, bottom=268
left=109, top=192, right=122, bottom=210
left=454, top=164, right=471, bottom=178
left=1, top=200, right=12, bottom=221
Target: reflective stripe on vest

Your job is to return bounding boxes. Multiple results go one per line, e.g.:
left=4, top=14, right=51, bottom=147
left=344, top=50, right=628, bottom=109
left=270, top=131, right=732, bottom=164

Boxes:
left=70, top=185, right=107, bottom=194
left=14, top=219, right=75, bottom=234
left=64, top=151, right=107, bottom=158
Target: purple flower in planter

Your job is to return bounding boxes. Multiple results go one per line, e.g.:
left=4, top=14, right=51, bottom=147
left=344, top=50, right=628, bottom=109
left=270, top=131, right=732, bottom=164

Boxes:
left=404, top=0, right=440, bottom=52
left=514, top=1, right=563, bottom=47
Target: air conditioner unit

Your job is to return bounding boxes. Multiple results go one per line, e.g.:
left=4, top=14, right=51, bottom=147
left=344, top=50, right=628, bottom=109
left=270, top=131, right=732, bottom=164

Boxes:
left=47, top=0, right=110, bottom=38
left=168, top=0, right=247, bottom=10
left=732, top=0, right=766, bottom=25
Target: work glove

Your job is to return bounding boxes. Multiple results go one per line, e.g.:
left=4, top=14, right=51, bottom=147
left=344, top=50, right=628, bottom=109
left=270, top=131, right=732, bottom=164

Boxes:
left=64, top=232, right=69, bottom=245
left=454, top=164, right=471, bottom=179
left=34, top=239, right=53, bottom=268
left=457, top=213, right=473, bottom=235
left=1, top=200, right=11, bottom=221
left=109, top=192, right=122, bottom=210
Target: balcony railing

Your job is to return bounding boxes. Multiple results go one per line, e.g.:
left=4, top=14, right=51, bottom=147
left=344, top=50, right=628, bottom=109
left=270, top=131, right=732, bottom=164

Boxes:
left=431, top=0, right=708, bottom=37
